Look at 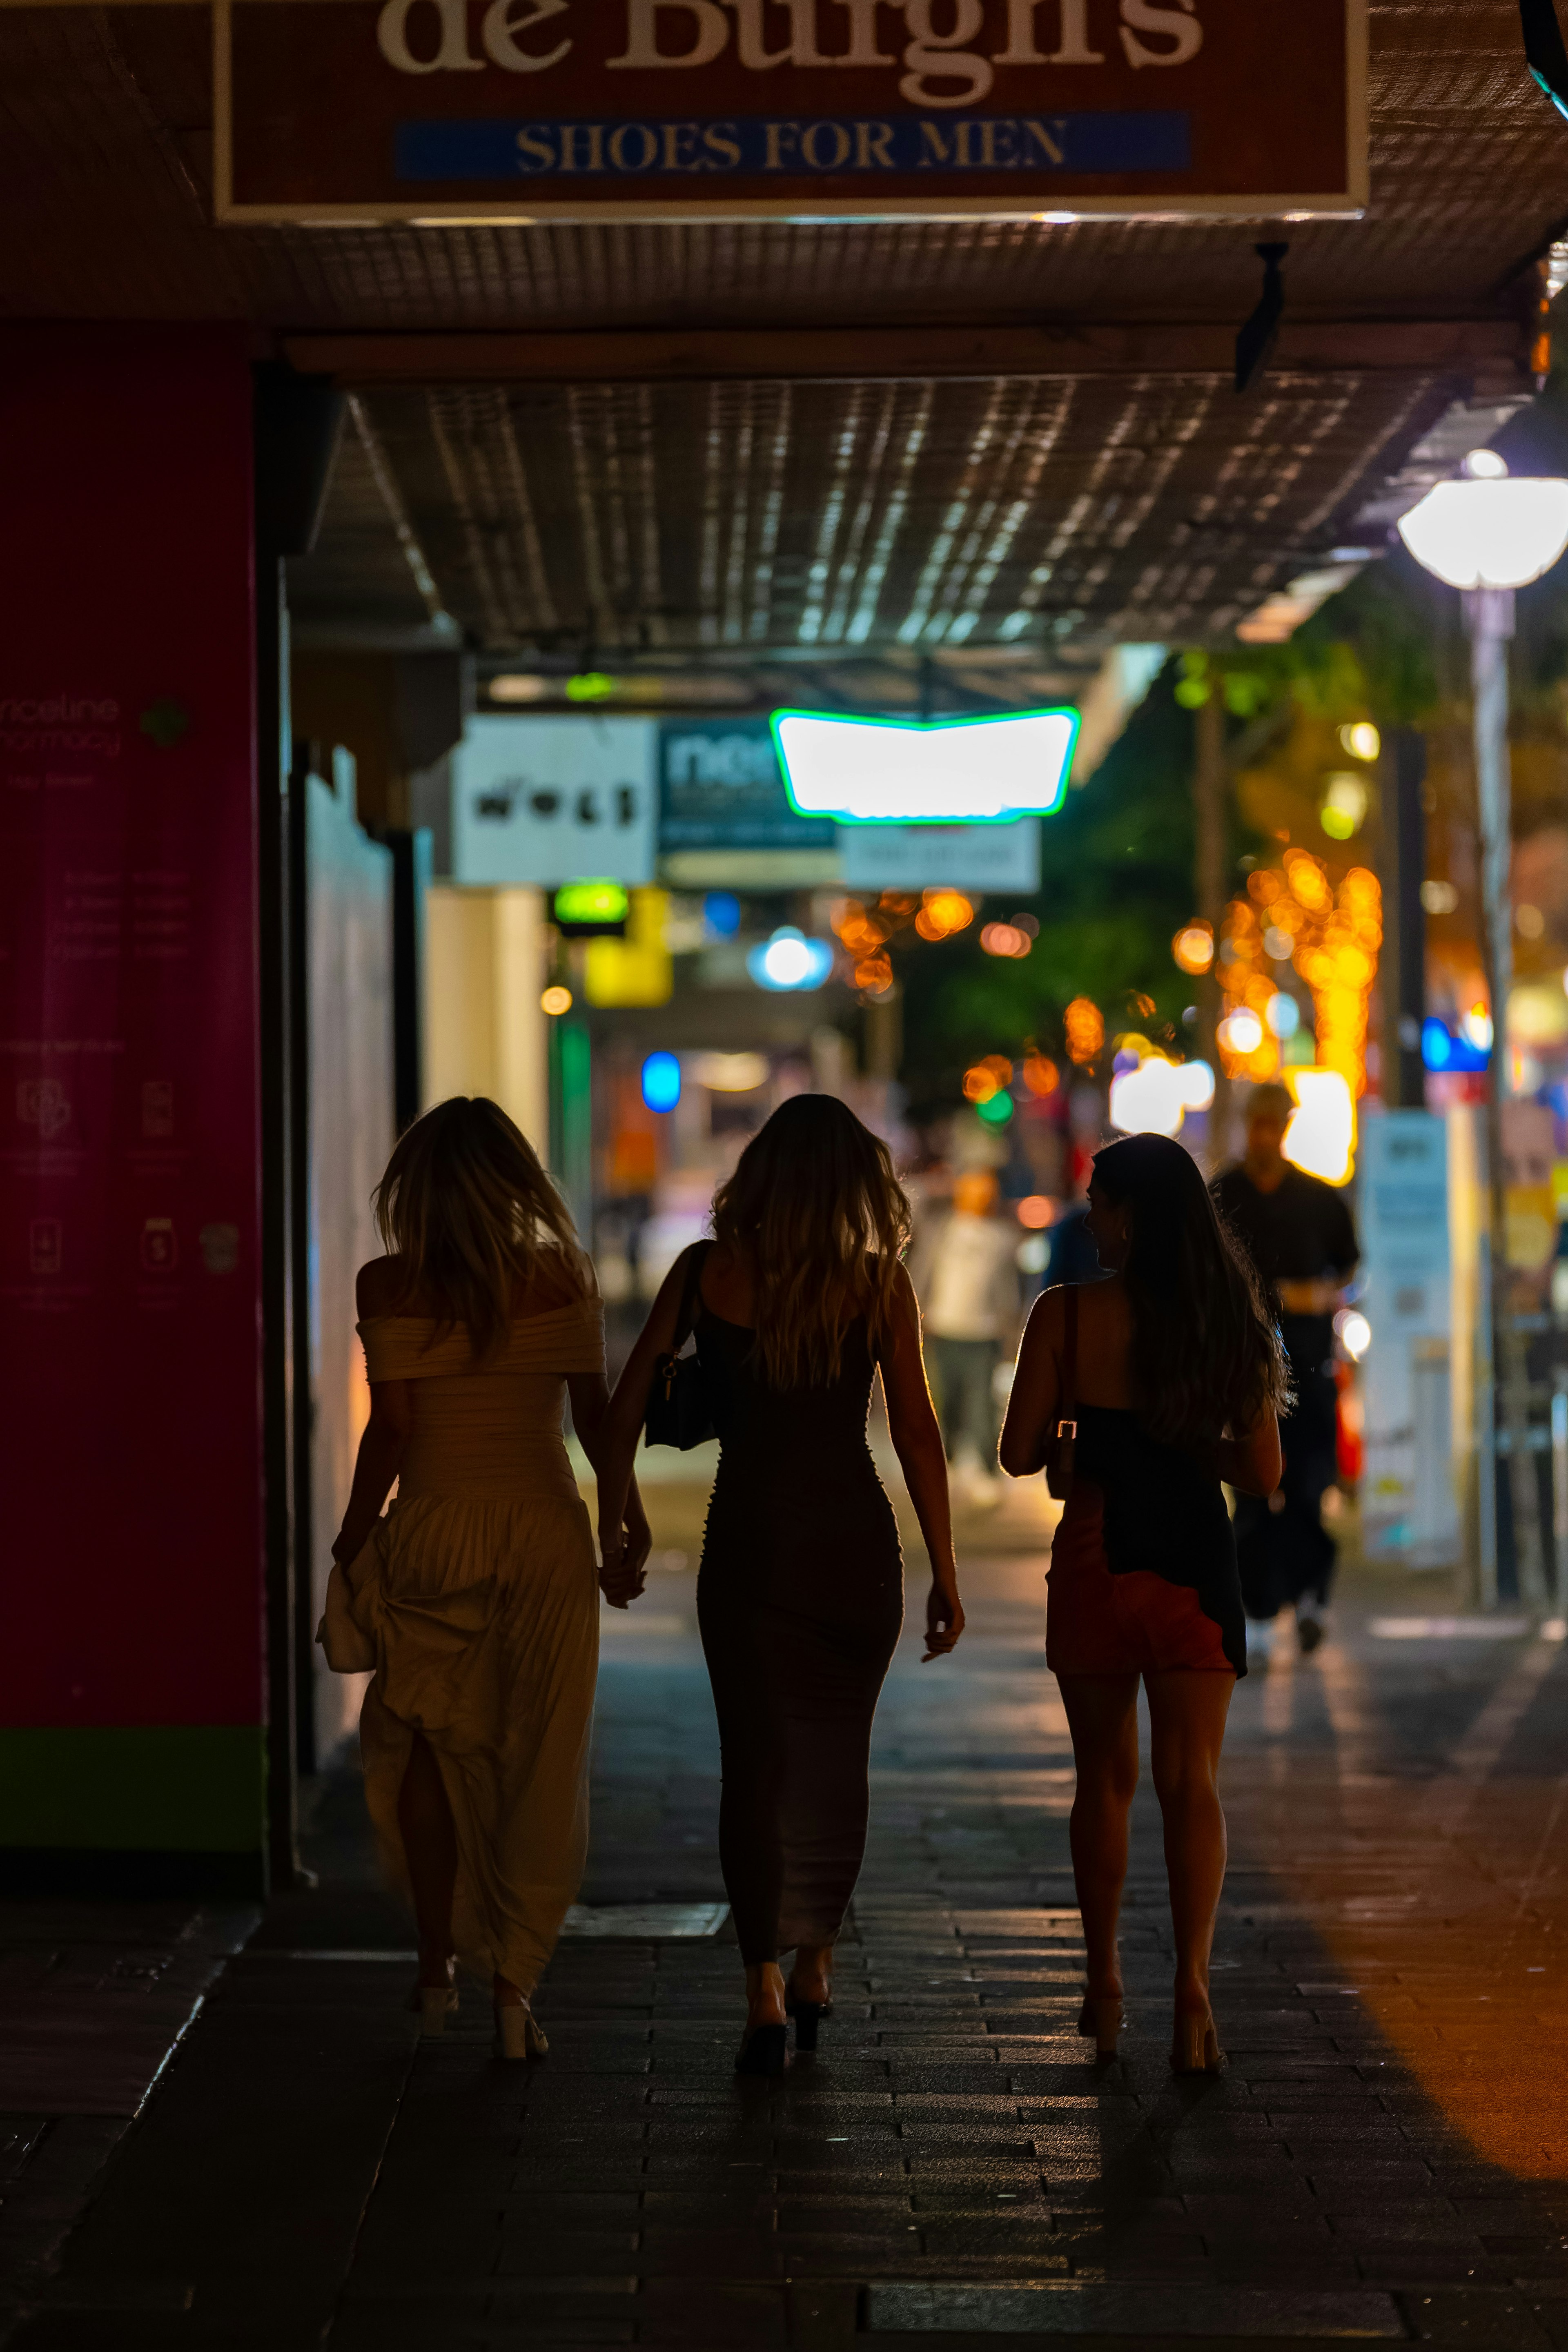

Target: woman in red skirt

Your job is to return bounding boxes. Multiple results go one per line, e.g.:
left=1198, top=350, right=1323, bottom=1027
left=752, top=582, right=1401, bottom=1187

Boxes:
left=1001, top=1134, right=1285, bottom=2073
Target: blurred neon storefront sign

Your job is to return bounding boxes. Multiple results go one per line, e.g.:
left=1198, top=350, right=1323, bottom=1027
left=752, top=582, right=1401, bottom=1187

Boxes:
left=771, top=709, right=1080, bottom=826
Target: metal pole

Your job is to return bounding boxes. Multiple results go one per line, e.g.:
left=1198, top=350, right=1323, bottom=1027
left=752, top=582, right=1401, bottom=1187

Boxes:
left=1194, top=688, right=1231, bottom=1165
left=1552, top=1370, right=1568, bottom=1614
left=1392, top=728, right=1428, bottom=1109
left=1466, top=587, right=1548, bottom=1607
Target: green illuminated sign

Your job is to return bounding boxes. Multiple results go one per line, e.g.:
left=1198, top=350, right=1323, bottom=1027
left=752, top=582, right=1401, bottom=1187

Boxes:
left=555, top=880, right=629, bottom=926
left=770, top=707, right=1080, bottom=826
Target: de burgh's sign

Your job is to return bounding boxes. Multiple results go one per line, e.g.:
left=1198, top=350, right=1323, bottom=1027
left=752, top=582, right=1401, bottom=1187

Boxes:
left=216, top=0, right=1367, bottom=224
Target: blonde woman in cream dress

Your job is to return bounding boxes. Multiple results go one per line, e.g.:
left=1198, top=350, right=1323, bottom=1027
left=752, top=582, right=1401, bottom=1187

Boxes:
left=326, top=1097, right=650, bottom=2058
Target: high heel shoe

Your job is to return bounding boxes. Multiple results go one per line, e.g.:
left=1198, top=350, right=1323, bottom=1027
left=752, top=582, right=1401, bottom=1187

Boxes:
left=784, top=1978, right=832, bottom=2053
left=787, top=1998, right=827, bottom=2052
left=1076, top=1992, right=1124, bottom=2058
left=493, top=2000, right=548, bottom=2061
left=735, top=2022, right=788, bottom=2077
left=1171, top=2008, right=1223, bottom=2074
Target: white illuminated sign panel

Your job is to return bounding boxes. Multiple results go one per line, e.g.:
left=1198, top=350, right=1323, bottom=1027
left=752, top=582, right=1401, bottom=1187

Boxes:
left=452, top=715, right=657, bottom=886
left=771, top=708, right=1079, bottom=826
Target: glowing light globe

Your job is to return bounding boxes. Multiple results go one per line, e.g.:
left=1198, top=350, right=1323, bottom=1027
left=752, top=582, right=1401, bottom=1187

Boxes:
left=1397, top=454, right=1568, bottom=592
left=746, top=927, right=834, bottom=992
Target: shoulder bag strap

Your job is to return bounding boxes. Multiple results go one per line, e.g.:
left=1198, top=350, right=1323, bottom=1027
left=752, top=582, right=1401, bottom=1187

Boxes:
left=670, top=1240, right=713, bottom=1354
left=1058, top=1284, right=1079, bottom=1441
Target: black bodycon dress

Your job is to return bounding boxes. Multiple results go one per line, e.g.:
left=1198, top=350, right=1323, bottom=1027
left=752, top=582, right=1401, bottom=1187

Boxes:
left=694, top=1306, right=905, bottom=1967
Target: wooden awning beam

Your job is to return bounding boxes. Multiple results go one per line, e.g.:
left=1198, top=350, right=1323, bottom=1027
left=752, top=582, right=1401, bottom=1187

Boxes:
left=282, top=318, right=1528, bottom=394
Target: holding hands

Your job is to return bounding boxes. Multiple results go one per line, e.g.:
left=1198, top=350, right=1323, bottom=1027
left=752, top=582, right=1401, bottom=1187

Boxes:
left=598, top=1492, right=652, bottom=1610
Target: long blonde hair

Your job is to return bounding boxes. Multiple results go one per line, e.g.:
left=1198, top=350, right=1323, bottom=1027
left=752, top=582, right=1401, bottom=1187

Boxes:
left=711, top=1094, right=911, bottom=1387
left=372, top=1096, right=581, bottom=1358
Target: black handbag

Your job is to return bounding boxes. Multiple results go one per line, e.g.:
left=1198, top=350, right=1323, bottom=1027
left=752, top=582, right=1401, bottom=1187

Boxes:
left=644, top=1242, right=716, bottom=1451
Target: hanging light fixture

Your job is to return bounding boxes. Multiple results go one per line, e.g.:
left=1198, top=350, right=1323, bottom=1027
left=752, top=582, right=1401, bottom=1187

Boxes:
left=1396, top=450, right=1568, bottom=591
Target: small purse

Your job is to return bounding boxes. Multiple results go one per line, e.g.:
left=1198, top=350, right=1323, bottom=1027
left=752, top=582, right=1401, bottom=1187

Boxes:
left=1042, top=1284, right=1080, bottom=1502
left=316, top=1545, right=376, bottom=1673
left=644, top=1242, right=716, bottom=1451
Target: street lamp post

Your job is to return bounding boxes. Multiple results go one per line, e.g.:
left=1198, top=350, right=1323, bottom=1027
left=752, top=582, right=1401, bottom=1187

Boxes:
left=1399, top=453, right=1568, bottom=1607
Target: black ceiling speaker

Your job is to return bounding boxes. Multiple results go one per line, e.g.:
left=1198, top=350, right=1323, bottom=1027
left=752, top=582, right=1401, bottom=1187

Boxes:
left=1522, top=0, right=1568, bottom=118
left=1235, top=243, right=1289, bottom=396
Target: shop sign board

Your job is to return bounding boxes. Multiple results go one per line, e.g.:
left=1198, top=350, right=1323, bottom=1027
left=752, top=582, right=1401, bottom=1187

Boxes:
left=215, top=0, right=1368, bottom=225
left=1358, top=1109, right=1460, bottom=1567
left=452, top=715, right=658, bottom=886
left=658, top=718, right=835, bottom=853
left=838, top=817, right=1041, bottom=891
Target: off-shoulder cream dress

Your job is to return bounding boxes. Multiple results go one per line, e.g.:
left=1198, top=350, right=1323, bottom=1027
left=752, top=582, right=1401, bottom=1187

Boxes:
left=341, top=1295, right=604, bottom=1996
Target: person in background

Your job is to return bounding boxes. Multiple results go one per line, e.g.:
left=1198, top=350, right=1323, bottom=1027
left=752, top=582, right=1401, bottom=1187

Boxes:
left=911, top=1168, right=1022, bottom=1483
left=1044, top=1188, right=1102, bottom=1291
left=1213, top=1082, right=1360, bottom=1660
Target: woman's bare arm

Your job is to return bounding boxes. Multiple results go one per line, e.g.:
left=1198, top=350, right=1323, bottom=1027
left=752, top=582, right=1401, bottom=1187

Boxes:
left=570, top=1370, right=653, bottom=1599
left=1216, top=1409, right=1283, bottom=1497
left=332, top=1262, right=412, bottom=1563
left=595, top=1247, right=699, bottom=1605
left=998, top=1287, right=1064, bottom=1478
left=880, top=1265, right=964, bottom=1661
left=332, top=1387, right=410, bottom=1565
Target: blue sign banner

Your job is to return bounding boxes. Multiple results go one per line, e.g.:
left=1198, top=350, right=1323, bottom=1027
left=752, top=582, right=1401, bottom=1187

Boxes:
left=659, top=719, right=835, bottom=853
left=397, top=111, right=1190, bottom=184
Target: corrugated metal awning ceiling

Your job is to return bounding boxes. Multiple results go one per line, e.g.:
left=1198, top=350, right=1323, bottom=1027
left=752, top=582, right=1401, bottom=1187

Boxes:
left=4, top=2, right=1563, bottom=650
left=304, top=366, right=1453, bottom=656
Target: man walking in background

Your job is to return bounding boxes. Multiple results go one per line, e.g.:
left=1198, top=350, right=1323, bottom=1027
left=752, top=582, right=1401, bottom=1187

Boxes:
left=1214, top=1082, right=1360, bottom=1661
left=912, top=1169, right=1021, bottom=1489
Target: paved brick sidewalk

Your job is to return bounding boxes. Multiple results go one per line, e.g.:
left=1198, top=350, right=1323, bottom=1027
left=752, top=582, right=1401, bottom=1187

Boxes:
left=7, top=1532, right=1568, bottom=2349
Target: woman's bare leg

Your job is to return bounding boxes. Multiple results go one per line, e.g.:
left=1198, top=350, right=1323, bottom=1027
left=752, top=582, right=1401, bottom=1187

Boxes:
left=1057, top=1675, right=1142, bottom=2001
left=1145, top=1670, right=1235, bottom=2017
left=397, top=1732, right=457, bottom=1988
left=789, top=1943, right=834, bottom=2004
left=746, top=1962, right=788, bottom=2031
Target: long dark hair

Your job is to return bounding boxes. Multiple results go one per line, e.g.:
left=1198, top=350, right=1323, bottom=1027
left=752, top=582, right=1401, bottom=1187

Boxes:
left=1091, top=1133, right=1288, bottom=1449
left=710, top=1094, right=911, bottom=1387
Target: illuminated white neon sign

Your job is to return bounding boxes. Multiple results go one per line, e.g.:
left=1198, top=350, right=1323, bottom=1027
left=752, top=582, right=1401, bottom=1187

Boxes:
left=771, top=708, right=1080, bottom=826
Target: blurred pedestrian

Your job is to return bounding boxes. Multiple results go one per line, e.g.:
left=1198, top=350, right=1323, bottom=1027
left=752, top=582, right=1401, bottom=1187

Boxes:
left=1045, top=1191, right=1101, bottom=1289
left=910, top=1169, right=1021, bottom=1482
left=597, top=1096, right=964, bottom=2077
left=1213, top=1082, right=1359, bottom=1659
left=322, top=1098, right=650, bottom=2060
left=1001, top=1134, right=1285, bottom=2073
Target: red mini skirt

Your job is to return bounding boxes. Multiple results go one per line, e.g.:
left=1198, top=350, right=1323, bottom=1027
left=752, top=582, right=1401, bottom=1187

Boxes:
left=1046, top=1483, right=1235, bottom=1677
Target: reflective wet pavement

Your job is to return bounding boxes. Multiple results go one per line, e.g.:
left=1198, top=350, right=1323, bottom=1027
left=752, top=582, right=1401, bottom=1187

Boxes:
left=4, top=1505, right=1568, bottom=2349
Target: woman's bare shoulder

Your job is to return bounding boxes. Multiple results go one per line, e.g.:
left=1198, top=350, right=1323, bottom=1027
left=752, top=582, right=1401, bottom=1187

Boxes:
left=1026, top=1281, right=1072, bottom=1334
left=355, top=1255, right=405, bottom=1316
left=522, top=1243, right=590, bottom=1315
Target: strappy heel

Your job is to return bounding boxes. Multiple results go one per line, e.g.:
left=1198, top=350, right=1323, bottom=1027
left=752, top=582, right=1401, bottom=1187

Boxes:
left=493, top=2001, right=548, bottom=2060
left=736, top=2022, right=788, bottom=2077
left=1171, top=2007, right=1223, bottom=2074
left=1076, top=1992, right=1124, bottom=2058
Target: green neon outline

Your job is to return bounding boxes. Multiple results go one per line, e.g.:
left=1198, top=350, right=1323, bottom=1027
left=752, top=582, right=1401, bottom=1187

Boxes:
left=769, top=705, right=1082, bottom=826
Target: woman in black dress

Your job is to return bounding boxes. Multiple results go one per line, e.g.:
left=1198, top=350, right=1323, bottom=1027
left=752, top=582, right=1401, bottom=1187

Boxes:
left=598, top=1095, right=963, bottom=2075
